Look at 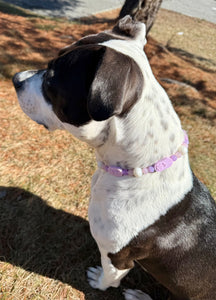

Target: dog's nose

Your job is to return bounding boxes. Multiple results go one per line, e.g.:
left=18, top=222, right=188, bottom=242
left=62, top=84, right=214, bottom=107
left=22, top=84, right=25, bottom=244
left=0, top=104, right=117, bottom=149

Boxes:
left=12, top=72, right=23, bottom=90
left=12, top=70, right=39, bottom=90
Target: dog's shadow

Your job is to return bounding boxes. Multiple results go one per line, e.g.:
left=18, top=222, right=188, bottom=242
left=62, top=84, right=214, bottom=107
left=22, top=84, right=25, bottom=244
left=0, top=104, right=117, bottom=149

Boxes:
left=0, top=186, right=169, bottom=300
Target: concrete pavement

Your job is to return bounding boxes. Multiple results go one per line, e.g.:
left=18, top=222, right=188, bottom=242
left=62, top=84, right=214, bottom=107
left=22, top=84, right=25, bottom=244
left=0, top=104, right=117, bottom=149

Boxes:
left=4, top=0, right=216, bottom=23
left=5, top=0, right=124, bottom=18
left=162, top=0, right=216, bottom=24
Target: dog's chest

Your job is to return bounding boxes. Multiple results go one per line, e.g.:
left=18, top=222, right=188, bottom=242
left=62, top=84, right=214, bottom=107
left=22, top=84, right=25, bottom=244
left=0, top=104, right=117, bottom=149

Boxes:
left=88, top=161, right=192, bottom=254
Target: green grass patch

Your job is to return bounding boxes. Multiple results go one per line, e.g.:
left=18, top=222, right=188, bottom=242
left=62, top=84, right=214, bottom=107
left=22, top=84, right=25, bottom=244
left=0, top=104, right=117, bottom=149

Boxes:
left=34, top=23, right=58, bottom=31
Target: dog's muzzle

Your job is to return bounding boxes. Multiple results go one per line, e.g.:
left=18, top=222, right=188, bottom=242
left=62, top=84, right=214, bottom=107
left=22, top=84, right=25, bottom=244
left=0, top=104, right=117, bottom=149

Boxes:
left=12, top=70, right=38, bottom=91
left=12, top=70, right=52, bottom=130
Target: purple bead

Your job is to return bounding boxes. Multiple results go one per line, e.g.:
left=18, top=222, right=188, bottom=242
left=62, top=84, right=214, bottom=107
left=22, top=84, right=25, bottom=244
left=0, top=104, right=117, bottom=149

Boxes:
left=170, top=155, right=178, bottom=161
left=154, top=157, right=173, bottom=172
left=108, top=166, right=123, bottom=177
left=123, top=169, right=129, bottom=176
left=147, top=166, right=155, bottom=173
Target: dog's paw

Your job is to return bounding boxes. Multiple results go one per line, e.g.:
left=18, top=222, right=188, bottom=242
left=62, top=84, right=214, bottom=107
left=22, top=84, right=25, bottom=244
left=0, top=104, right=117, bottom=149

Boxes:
left=87, top=266, right=107, bottom=291
left=123, top=289, right=153, bottom=300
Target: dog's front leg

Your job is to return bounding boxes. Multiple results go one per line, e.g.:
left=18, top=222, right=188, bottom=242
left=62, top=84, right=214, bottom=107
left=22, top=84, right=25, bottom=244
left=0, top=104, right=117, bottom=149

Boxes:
left=87, top=248, right=130, bottom=291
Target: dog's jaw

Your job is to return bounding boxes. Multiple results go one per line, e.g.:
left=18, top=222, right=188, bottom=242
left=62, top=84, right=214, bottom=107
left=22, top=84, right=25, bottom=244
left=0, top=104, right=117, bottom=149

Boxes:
left=62, top=119, right=109, bottom=147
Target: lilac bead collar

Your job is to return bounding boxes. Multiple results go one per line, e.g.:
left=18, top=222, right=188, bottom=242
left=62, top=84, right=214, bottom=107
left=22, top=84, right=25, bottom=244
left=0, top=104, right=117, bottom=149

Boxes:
left=98, top=131, right=189, bottom=178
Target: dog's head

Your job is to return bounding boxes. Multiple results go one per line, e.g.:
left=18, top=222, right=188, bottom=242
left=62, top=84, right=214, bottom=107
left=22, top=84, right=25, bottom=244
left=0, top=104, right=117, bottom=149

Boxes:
left=13, top=16, right=146, bottom=144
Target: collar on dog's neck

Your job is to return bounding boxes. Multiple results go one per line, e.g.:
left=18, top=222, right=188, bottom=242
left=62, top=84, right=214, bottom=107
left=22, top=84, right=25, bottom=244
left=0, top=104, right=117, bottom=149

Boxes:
left=98, top=131, right=189, bottom=177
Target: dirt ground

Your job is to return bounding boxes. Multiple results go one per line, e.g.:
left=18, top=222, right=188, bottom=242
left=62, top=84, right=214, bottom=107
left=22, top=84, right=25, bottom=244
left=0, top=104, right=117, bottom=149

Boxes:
left=0, top=7, right=216, bottom=300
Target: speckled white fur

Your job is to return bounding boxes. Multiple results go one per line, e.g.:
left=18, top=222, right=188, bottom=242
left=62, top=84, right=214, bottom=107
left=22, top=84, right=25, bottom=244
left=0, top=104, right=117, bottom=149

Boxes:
left=87, top=36, right=193, bottom=254
left=86, top=28, right=192, bottom=294
left=15, top=20, right=193, bottom=296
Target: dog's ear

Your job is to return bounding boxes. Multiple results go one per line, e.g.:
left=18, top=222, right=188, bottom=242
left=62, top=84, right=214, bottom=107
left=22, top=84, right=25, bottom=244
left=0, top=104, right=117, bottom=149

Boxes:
left=58, top=44, right=75, bottom=56
left=87, top=47, right=143, bottom=121
left=113, top=15, right=147, bottom=47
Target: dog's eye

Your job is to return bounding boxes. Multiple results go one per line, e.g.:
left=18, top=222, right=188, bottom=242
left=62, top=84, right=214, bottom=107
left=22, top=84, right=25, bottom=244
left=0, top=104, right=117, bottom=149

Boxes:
left=48, top=69, right=55, bottom=78
left=45, top=69, right=55, bottom=82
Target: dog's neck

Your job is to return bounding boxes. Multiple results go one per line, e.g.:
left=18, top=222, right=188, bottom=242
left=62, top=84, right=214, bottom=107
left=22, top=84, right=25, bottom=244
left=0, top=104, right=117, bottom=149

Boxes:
left=95, top=79, right=183, bottom=170
left=93, top=40, right=183, bottom=170
left=89, top=76, right=193, bottom=253
left=64, top=40, right=185, bottom=171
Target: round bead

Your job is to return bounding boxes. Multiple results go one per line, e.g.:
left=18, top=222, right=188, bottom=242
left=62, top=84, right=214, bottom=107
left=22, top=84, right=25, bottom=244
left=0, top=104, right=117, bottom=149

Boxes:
left=170, top=155, right=178, bottom=161
left=147, top=166, right=155, bottom=173
left=142, top=167, right=148, bottom=174
left=175, top=151, right=182, bottom=158
left=179, top=145, right=188, bottom=155
left=123, top=169, right=129, bottom=176
left=133, top=167, right=143, bottom=177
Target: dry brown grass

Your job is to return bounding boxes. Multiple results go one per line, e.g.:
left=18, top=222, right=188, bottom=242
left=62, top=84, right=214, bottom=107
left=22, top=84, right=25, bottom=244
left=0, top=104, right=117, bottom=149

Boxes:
left=0, top=5, right=216, bottom=300
left=151, top=8, right=216, bottom=71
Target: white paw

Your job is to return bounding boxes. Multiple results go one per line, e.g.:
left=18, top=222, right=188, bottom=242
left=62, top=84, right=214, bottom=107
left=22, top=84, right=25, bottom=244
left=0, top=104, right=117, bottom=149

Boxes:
left=123, top=289, right=153, bottom=300
left=87, top=266, right=107, bottom=291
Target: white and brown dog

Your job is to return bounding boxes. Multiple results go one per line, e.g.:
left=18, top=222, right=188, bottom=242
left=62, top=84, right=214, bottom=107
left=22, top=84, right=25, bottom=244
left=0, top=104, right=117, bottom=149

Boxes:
left=13, top=16, right=216, bottom=300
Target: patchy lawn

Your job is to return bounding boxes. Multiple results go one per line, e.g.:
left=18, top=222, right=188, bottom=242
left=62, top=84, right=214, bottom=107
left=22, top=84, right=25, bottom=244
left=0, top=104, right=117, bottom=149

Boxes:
left=0, top=5, right=215, bottom=300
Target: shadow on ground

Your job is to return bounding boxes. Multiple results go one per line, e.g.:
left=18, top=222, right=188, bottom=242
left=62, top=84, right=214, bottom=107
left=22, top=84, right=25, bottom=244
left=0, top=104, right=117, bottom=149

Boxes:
left=74, top=15, right=117, bottom=25
left=0, top=0, right=117, bottom=23
left=167, top=46, right=216, bottom=74
left=0, top=0, right=83, bottom=19
left=0, top=186, right=169, bottom=300
left=0, top=0, right=36, bottom=17
left=3, top=0, right=80, bottom=11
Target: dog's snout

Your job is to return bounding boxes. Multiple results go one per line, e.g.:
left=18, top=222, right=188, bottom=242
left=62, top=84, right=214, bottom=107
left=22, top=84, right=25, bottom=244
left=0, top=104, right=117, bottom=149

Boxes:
left=12, top=73, right=24, bottom=90
left=12, top=70, right=39, bottom=90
